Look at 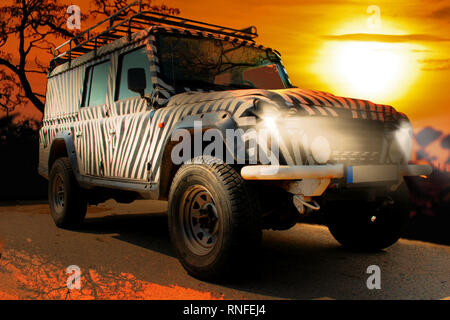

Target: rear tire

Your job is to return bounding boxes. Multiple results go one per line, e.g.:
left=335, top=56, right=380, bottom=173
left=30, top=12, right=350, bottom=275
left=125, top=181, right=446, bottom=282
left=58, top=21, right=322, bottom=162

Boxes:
left=326, top=183, right=411, bottom=251
left=48, top=157, right=87, bottom=229
left=168, top=156, right=262, bottom=281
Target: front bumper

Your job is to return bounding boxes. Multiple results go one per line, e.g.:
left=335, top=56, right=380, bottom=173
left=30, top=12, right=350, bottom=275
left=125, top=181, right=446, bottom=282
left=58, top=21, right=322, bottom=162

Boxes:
left=240, top=164, right=432, bottom=183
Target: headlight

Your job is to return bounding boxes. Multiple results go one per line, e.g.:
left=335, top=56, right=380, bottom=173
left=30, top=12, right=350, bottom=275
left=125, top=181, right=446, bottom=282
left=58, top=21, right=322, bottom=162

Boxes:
left=256, top=101, right=281, bottom=132
left=389, top=123, right=412, bottom=164
left=262, top=116, right=278, bottom=131
left=310, top=136, right=331, bottom=164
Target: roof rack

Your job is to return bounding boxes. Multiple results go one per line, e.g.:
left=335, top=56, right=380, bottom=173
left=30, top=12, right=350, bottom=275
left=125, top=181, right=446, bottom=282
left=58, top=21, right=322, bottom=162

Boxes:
left=51, top=0, right=258, bottom=69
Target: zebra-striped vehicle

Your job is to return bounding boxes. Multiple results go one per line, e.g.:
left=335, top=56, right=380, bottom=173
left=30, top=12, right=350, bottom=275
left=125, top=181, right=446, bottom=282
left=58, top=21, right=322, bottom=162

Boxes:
left=39, top=3, right=431, bottom=280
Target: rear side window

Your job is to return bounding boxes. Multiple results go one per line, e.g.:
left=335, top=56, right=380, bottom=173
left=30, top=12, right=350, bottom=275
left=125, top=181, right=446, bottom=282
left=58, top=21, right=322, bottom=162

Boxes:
left=83, top=60, right=110, bottom=107
left=116, top=47, right=152, bottom=101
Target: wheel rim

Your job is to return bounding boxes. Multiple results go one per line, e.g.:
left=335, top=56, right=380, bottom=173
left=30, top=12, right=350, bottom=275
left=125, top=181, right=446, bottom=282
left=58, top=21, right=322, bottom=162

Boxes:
left=52, top=173, right=65, bottom=211
left=180, top=185, right=220, bottom=256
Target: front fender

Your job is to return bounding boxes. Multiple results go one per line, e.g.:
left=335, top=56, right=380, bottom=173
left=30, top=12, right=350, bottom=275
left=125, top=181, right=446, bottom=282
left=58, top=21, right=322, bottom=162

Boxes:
left=156, top=110, right=240, bottom=199
left=170, top=110, right=240, bottom=163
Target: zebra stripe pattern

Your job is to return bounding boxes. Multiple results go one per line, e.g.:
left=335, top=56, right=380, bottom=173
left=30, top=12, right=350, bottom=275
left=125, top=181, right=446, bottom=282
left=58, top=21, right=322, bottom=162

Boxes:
left=40, top=25, right=407, bottom=188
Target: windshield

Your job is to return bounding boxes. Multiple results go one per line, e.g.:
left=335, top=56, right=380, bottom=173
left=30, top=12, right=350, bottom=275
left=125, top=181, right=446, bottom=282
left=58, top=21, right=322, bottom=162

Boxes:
left=157, top=34, right=289, bottom=91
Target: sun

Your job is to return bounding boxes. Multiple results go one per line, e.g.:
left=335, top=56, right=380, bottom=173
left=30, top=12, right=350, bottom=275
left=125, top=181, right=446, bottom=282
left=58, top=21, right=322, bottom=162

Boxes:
left=315, top=41, right=418, bottom=103
left=335, top=42, right=404, bottom=96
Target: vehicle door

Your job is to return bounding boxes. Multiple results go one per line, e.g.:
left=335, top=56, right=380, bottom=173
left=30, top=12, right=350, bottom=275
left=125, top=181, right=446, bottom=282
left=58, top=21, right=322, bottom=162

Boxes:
left=74, top=59, right=111, bottom=177
left=105, top=46, right=156, bottom=181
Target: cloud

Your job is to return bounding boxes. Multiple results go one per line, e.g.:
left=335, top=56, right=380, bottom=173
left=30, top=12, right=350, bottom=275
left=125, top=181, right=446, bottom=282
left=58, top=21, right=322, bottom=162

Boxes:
left=430, top=6, right=450, bottom=19
left=411, top=49, right=432, bottom=53
left=418, top=58, right=450, bottom=71
left=321, top=33, right=450, bottom=43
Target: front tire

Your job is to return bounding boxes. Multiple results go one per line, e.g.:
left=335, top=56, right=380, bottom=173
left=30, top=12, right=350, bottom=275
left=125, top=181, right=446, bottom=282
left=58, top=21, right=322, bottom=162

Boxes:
left=326, top=184, right=411, bottom=251
left=168, top=157, right=262, bottom=281
left=48, top=157, right=87, bottom=229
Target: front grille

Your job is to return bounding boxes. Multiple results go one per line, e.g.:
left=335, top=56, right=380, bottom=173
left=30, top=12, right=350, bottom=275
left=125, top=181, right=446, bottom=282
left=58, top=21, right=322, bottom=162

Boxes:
left=291, top=117, right=385, bottom=165
left=327, top=119, right=384, bottom=165
left=279, top=117, right=386, bottom=166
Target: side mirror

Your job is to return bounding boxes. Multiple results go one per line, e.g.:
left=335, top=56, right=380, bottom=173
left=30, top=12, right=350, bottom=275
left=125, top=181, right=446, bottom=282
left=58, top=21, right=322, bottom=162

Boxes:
left=128, top=68, right=147, bottom=98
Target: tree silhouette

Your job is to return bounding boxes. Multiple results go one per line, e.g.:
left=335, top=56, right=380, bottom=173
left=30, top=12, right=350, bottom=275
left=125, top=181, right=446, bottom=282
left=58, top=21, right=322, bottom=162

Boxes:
left=0, top=114, right=45, bottom=200
left=0, top=69, right=21, bottom=128
left=0, top=0, right=77, bottom=114
left=415, top=127, right=442, bottom=148
left=441, top=135, right=450, bottom=150
left=442, top=135, right=450, bottom=170
left=414, top=127, right=443, bottom=166
left=0, top=0, right=179, bottom=115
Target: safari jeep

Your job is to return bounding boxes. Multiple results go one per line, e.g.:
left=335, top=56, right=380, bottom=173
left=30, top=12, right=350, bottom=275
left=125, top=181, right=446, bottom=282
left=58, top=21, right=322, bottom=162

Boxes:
left=39, top=3, right=431, bottom=280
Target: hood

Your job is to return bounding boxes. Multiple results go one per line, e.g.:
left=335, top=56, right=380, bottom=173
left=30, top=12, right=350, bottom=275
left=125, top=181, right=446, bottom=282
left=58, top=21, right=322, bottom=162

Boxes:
left=167, top=87, right=407, bottom=122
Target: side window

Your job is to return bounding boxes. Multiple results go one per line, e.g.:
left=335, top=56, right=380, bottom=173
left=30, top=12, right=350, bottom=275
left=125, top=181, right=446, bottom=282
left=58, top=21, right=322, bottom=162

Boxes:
left=116, top=47, right=152, bottom=101
left=83, top=60, right=110, bottom=107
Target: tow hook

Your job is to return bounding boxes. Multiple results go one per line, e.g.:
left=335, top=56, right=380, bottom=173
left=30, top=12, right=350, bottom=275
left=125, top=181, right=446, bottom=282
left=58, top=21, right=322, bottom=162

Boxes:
left=293, top=194, right=320, bottom=215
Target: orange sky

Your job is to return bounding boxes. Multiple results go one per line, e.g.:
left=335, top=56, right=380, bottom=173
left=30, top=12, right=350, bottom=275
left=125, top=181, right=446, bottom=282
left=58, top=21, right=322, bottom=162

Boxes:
left=161, top=0, right=450, bottom=131
left=2, top=0, right=449, bottom=135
